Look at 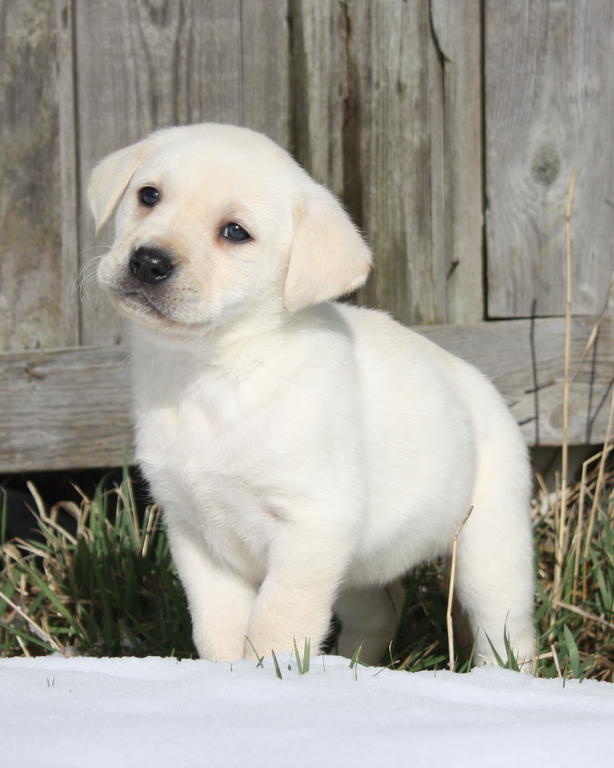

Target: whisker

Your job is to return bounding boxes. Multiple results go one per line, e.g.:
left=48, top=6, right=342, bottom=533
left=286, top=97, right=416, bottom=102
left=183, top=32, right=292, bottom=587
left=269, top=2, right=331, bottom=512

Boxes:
left=77, top=257, right=101, bottom=301
left=82, top=244, right=115, bottom=253
left=77, top=235, right=133, bottom=300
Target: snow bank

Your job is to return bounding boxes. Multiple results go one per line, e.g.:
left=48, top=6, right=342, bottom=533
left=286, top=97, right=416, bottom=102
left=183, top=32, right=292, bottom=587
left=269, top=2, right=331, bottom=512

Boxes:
left=1, top=655, right=612, bottom=767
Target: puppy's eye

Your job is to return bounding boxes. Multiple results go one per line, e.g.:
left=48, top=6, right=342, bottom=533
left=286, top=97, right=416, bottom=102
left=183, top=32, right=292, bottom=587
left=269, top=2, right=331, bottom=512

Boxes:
left=138, top=186, right=160, bottom=207
left=221, top=222, right=251, bottom=242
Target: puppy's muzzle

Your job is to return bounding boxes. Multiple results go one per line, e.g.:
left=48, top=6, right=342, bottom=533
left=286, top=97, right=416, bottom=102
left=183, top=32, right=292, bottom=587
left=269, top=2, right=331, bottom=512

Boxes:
left=129, top=246, right=175, bottom=285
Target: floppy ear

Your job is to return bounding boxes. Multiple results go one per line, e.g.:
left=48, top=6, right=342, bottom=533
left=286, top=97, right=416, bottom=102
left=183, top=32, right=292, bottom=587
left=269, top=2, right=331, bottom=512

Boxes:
left=87, top=139, right=150, bottom=233
left=284, top=183, right=372, bottom=313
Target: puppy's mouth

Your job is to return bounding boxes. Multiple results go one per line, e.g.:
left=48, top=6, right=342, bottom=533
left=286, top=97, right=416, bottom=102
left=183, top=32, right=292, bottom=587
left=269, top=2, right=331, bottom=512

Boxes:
left=111, top=290, right=173, bottom=323
left=109, top=289, right=207, bottom=333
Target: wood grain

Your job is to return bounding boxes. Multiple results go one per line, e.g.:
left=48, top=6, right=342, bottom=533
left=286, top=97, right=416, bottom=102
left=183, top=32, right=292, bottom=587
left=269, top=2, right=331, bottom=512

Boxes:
left=2, top=315, right=611, bottom=472
left=347, top=0, right=439, bottom=325
left=0, top=0, right=78, bottom=351
left=240, top=0, right=291, bottom=148
left=76, top=0, right=292, bottom=346
left=346, top=0, right=483, bottom=326
left=420, top=315, right=614, bottom=446
left=1, top=346, right=132, bottom=472
left=430, top=0, right=484, bottom=324
left=485, top=0, right=614, bottom=318
left=290, top=0, right=347, bottom=197
left=76, top=0, right=244, bottom=346
left=3, top=0, right=614, bottom=473
left=55, top=0, right=80, bottom=349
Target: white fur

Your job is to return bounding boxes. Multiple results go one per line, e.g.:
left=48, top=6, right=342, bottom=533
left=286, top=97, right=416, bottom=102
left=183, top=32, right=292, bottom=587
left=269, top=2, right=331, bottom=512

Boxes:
left=90, top=123, right=535, bottom=668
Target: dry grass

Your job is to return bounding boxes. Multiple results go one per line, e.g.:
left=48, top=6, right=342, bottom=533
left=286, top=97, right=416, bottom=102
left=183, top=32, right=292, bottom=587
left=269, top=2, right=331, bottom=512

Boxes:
left=0, top=449, right=612, bottom=678
left=0, top=476, right=194, bottom=658
left=532, top=443, right=613, bottom=680
left=381, top=441, right=613, bottom=680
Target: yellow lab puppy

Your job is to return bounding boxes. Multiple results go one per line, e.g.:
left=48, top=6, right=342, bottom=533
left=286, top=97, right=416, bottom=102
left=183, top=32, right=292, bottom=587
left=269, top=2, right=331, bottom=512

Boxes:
left=89, top=124, right=535, bottom=667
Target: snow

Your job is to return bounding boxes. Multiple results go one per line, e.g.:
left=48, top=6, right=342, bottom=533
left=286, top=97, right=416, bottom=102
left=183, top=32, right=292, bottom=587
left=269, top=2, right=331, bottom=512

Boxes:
left=1, top=655, right=612, bottom=767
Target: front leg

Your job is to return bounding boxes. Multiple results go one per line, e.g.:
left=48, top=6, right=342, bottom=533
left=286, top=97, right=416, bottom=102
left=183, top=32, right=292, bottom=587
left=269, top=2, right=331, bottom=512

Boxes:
left=166, top=525, right=257, bottom=662
left=244, top=505, right=356, bottom=660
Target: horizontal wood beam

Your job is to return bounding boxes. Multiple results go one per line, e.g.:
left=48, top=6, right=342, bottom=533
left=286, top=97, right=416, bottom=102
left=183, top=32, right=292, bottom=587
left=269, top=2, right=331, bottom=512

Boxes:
left=420, top=315, right=612, bottom=447
left=1, top=346, right=132, bottom=473
left=1, top=316, right=612, bottom=473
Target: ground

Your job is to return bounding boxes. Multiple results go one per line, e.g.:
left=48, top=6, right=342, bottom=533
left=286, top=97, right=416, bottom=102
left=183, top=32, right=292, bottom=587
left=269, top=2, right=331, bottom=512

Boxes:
left=2, top=655, right=612, bottom=767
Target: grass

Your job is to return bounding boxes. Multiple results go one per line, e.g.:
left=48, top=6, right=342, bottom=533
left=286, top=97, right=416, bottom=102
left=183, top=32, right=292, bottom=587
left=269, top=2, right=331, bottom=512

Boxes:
left=0, top=453, right=612, bottom=680
left=387, top=445, right=613, bottom=680
left=0, top=473, right=194, bottom=658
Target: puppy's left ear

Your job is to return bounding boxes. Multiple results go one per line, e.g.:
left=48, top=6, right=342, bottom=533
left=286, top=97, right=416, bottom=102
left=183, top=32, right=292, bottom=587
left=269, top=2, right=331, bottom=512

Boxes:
left=284, top=183, right=372, bottom=313
left=87, top=139, right=149, bottom=233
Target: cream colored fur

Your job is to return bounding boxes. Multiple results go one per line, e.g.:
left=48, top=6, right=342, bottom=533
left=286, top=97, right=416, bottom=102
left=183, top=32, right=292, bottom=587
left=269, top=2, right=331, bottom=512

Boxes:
left=89, top=123, right=535, bottom=668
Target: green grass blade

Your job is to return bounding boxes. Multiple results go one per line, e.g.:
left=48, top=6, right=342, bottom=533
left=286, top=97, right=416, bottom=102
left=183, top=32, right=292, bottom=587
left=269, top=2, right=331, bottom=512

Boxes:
left=0, top=490, right=7, bottom=546
left=25, top=566, right=82, bottom=638
left=293, top=637, right=303, bottom=674
left=502, top=625, right=520, bottom=672
left=562, top=624, right=581, bottom=678
left=349, top=643, right=363, bottom=669
left=303, top=637, right=310, bottom=674
left=244, top=636, right=264, bottom=668
left=484, top=632, right=505, bottom=668
left=271, top=649, right=283, bottom=679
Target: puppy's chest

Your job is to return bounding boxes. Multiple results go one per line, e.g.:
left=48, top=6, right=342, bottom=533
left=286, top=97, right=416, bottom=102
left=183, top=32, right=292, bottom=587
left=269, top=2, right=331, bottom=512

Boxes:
left=135, top=393, right=279, bottom=580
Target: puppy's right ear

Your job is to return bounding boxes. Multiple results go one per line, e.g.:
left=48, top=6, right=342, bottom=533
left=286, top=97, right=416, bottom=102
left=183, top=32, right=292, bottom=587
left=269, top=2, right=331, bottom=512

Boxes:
left=284, top=182, right=372, bottom=313
left=87, top=139, right=149, bottom=233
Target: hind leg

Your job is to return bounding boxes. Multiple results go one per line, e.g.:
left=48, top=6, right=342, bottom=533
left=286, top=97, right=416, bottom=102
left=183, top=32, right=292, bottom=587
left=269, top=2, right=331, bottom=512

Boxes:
left=455, top=436, right=536, bottom=671
left=333, top=580, right=406, bottom=665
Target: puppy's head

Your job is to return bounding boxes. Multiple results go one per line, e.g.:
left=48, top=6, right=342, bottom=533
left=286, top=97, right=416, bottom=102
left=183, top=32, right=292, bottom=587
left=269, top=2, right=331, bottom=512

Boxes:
left=88, top=123, right=371, bottom=333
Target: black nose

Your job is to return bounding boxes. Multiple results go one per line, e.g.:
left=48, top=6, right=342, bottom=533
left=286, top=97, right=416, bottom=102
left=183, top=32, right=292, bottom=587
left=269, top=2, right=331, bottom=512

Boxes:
left=129, top=247, right=175, bottom=284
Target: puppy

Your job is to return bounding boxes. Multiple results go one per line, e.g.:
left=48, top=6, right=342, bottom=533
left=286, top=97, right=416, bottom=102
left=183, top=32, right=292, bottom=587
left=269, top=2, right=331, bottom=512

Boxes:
left=89, top=123, right=535, bottom=668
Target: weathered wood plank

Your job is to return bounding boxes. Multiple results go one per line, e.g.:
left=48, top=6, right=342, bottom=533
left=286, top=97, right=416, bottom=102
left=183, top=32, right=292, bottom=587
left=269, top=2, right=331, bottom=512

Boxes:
left=345, top=0, right=483, bottom=326
left=1, top=316, right=612, bottom=472
left=346, top=0, right=438, bottom=325
left=0, top=0, right=78, bottom=351
left=290, top=0, right=347, bottom=197
left=76, top=0, right=244, bottom=347
left=240, top=0, right=291, bottom=149
left=0, top=346, right=132, bottom=472
left=420, top=315, right=613, bottom=446
left=78, top=1, right=293, bottom=346
left=485, top=0, right=614, bottom=318
left=55, top=0, right=80, bottom=349
left=430, top=0, right=483, bottom=323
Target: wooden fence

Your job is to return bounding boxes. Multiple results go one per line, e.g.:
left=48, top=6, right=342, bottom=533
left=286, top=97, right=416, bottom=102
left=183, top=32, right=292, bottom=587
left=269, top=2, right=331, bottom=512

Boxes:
left=1, top=0, right=613, bottom=471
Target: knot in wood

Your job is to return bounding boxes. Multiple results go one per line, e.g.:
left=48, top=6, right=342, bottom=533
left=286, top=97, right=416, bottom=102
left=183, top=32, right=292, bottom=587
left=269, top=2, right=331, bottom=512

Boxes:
left=531, top=142, right=561, bottom=186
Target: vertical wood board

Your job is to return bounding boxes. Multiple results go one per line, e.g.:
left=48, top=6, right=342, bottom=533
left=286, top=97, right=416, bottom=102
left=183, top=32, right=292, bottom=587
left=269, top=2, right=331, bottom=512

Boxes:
left=486, top=0, right=614, bottom=318
left=290, top=0, right=348, bottom=197
left=344, top=0, right=483, bottom=325
left=240, top=0, right=291, bottom=149
left=0, top=0, right=78, bottom=351
left=77, top=0, right=291, bottom=346
left=76, top=0, right=243, bottom=346
left=430, top=0, right=484, bottom=323
left=345, top=0, right=434, bottom=325
left=55, top=0, right=80, bottom=349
